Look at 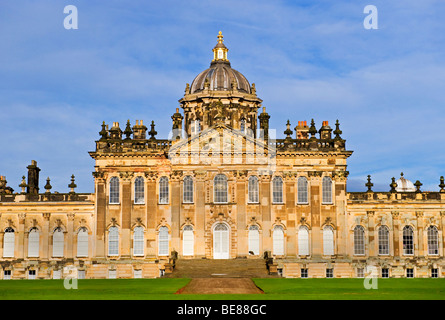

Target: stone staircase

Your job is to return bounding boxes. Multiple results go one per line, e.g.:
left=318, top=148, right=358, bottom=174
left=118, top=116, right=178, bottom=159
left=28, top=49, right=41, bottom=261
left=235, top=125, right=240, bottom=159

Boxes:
left=163, top=258, right=277, bottom=278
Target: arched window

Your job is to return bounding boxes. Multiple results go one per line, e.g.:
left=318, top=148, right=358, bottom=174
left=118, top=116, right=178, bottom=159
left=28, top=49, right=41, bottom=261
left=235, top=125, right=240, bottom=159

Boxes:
left=134, top=176, right=145, bottom=204
left=354, top=225, right=365, bottom=255
left=272, top=176, right=283, bottom=204
left=77, top=227, right=88, bottom=257
left=273, top=225, right=284, bottom=256
left=248, top=176, right=259, bottom=203
left=108, top=226, right=119, bottom=256
left=214, top=174, right=228, bottom=203
left=158, top=226, right=169, bottom=256
left=109, top=177, right=120, bottom=204
left=323, top=226, right=334, bottom=256
left=403, top=226, right=414, bottom=255
left=322, top=176, right=332, bottom=204
left=427, top=226, right=439, bottom=256
left=28, top=227, right=40, bottom=258
left=133, top=226, right=144, bottom=256
left=248, top=225, right=260, bottom=255
left=183, top=176, right=194, bottom=203
left=297, top=177, right=308, bottom=204
left=298, top=226, right=309, bottom=256
left=3, top=227, right=15, bottom=258
left=182, top=225, right=194, bottom=256
left=159, top=177, right=169, bottom=204
left=52, top=227, right=64, bottom=257
left=378, top=226, right=390, bottom=255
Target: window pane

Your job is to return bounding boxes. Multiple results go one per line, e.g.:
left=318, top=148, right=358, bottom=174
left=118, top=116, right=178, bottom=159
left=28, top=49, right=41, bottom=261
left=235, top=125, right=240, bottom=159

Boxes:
left=3, top=228, right=15, bottom=258
left=298, top=226, right=309, bottom=256
left=354, top=226, right=365, bottom=255
left=297, top=177, right=308, bottom=204
left=77, top=227, right=88, bottom=257
left=28, top=228, right=40, bottom=258
left=378, top=226, right=389, bottom=255
left=108, top=227, right=119, bottom=256
left=272, top=176, right=283, bottom=203
left=133, top=226, right=144, bottom=256
left=248, top=225, right=260, bottom=255
left=323, top=226, right=334, bottom=255
left=53, top=227, right=64, bottom=257
left=403, top=226, right=414, bottom=255
left=427, top=226, right=438, bottom=255
left=322, top=177, right=332, bottom=204
left=248, top=176, right=259, bottom=203
left=159, top=177, right=169, bottom=204
left=214, top=174, right=228, bottom=203
left=273, top=226, right=284, bottom=255
left=159, top=226, right=169, bottom=256
left=134, top=177, right=145, bottom=204
left=109, top=177, right=120, bottom=204
left=183, top=176, right=194, bottom=203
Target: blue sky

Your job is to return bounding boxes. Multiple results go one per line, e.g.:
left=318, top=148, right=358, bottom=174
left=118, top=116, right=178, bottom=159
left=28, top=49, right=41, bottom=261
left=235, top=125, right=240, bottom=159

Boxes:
left=0, top=0, right=444, bottom=193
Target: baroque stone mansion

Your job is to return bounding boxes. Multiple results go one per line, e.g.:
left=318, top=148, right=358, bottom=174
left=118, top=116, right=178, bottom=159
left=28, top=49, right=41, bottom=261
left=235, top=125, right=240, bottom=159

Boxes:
left=0, top=32, right=444, bottom=280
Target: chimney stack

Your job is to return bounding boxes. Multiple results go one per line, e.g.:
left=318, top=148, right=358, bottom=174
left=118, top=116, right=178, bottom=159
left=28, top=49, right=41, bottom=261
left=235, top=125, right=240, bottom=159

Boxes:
left=27, top=160, right=41, bottom=195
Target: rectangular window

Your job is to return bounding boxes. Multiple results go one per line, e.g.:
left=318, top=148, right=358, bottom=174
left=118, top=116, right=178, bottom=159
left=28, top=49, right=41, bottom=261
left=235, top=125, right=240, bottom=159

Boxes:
left=356, top=268, right=364, bottom=278
left=431, top=268, right=438, bottom=278
left=406, top=268, right=414, bottom=278
left=382, top=268, right=389, bottom=278
left=326, top=268, right=334, bottom=278
left=301, top=268, right=308, bottom=278
left=3, top=270, right=11, bottom=280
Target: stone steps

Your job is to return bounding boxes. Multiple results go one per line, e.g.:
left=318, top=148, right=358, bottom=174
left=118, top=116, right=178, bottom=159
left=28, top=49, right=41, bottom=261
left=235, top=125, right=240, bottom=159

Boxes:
left=164, top=258, right=277, bottom=278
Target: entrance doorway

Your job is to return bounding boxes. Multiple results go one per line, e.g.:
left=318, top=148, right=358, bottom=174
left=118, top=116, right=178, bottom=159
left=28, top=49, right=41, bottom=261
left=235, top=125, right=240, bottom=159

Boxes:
left=213, top=223, right=230, bottom=259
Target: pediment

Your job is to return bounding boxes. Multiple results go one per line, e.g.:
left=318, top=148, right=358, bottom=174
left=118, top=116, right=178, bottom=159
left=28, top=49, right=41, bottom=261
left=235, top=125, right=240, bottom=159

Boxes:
left=168, top=124, right=275, bottom=166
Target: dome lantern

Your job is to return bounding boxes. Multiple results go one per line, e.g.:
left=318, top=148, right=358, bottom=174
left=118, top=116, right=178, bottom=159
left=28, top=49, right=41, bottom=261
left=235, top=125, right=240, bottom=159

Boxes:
left=212, top=31, right=229, bottom=63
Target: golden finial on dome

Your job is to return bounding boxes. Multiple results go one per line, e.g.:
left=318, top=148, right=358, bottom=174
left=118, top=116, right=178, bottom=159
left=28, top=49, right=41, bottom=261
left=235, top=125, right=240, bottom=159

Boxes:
left=212, top=31, right=229, bottom=62
left=217, top=31, right=224, bottom=43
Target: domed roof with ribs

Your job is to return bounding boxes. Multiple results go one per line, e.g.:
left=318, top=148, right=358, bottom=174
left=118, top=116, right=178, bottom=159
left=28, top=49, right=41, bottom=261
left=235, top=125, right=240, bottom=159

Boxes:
left=189, top=31, right=251, bottom=94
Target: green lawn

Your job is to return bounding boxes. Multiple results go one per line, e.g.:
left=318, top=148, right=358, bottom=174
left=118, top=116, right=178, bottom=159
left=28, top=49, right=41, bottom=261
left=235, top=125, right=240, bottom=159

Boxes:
left=0, top=278, right=444, bottom=300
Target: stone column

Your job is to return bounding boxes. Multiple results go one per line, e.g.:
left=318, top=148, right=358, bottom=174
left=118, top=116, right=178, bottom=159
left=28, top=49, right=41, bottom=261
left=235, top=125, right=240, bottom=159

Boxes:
left=309, top=174, right=321, bottom=257
left=42, top=213, right=51, bottom=260
left=195, top=171, right=207, bottom=258
left=416, top=211, right=424, bottom=257
left=260, top=175, right=272, bottom=254
left=145, top=172, right=158, bottom=257
left=235, top=171, right=247, bottom=257
left=391, top=211, right=400, bottom=257
left=120, top=173, right=133, bottom=258
left=170, top=171, right=182, bottom=253
left=367, top=211, right=375, bottom=257
left=441, top=212, right=445, bottom=257
left=67, top=213, right=75, bottom=259
left=94, top=172, right=107, bottom=258
left=284, top=173, right=296, bottom=256
left=18, top=213, right=26, bottom=259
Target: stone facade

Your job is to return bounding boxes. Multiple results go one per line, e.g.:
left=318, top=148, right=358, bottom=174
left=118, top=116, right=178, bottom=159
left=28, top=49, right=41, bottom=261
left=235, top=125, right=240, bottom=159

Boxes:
left=1, top=33, right=444, bottom=279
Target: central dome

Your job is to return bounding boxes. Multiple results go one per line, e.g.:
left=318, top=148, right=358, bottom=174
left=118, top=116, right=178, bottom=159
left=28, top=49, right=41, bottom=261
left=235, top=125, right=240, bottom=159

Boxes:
left=189, top=32, right=251, bottom=94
